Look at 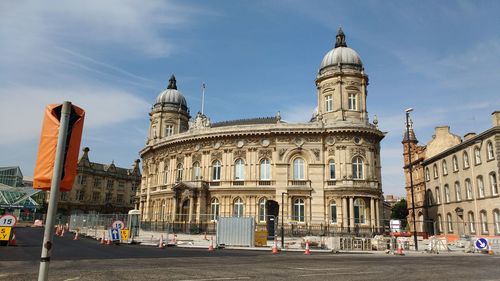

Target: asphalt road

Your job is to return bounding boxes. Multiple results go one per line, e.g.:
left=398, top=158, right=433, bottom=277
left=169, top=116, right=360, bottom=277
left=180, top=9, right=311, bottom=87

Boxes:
left=1, top=228, right=500, bottom=281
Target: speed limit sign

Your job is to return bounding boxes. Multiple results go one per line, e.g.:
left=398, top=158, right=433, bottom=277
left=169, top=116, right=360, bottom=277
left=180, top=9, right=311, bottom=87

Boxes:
left=111, top=220, right=125, bottom=229
left=0, top=214, right=17, bottom=227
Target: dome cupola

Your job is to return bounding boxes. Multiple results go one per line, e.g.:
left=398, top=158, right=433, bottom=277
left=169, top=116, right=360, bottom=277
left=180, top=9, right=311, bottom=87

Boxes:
left=155, top=75, right=188, bottom=109
left=319, top=28, right=363, bottom=73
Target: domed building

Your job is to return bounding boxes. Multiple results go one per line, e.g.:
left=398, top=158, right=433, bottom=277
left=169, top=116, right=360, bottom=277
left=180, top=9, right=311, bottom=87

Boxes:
left=138, top=28, right=385, bottom=234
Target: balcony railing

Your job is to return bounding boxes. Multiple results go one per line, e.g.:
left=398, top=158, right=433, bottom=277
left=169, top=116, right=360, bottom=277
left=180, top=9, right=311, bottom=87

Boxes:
left=288, top=180, right=311, bottom=187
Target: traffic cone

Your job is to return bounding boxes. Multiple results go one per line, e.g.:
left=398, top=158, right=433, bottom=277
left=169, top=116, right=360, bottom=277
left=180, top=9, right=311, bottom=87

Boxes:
left=100, top=234, right=105, bottom=245
left=304, top=240, right=311, bottom=255
left=159, top=235, right=165, bottom=249
left=73, top=230, right=79, bottom=240
left=61, top=227, right=65, bottom=237
left=488, top=245, right=494, bottom=255
left=272, top=238, right=279, bottom=254
left=396, top=243, right=405, bottom=256
left=9, top=233, right=17, bottom=246
left=107, top=236, right=112, bottom=245
left=208, top=236, right=214, bottom=252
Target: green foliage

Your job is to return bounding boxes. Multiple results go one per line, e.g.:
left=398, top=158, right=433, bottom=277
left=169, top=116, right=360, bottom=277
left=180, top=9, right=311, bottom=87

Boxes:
left=391, top=199, right=408, bottom=220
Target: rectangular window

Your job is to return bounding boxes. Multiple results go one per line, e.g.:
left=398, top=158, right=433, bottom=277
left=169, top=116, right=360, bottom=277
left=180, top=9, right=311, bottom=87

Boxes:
left=92, top=192, right=100, bottom=201
left=105, top=193, right=112, bottom=202
left=76, top=190, right=85, bottom=201
left=93, top=178, right=101, bottom=188
left=117, top=194, right=124, bottom=204
left=329, top=161, right=336, bottom=180
left=107, top=179, right=114, bottom=189
left=325, top=95, right=333, bottom=112
left=165, top=125, right=174, bottom=137
left=348, top=93, right=357, bottom=110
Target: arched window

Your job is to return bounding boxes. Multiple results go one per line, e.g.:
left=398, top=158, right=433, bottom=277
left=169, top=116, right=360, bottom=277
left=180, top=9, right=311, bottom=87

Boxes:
left=444, top=184, right=450, bottom=203
left=330, top=200, right=337, bottom=223
left=490, top=172, right=498, bottom=195
left=352, top=156, right=363, bottom=180
left=480, top=210, right=488, bottom=234
left=463, top=151, right=470, bottom=168
left=477, top=176, right=485, bottom=198
left=452, top=155, right=459, bottom=172
left=455, top=181, right=461, bottom=201
left=328, top=160, right=336, bottom=180
left=192, top=161, right=201, bottom=180
left=348, top=93, right=357, bottom=110
left=354, top=198, right=366, bottom=224
left=258, top=198, right=267, bottom=222
left=212, top=160, right=221, bottom=181
left=293, top=158, right=305, bottom=180
left=425, top=167, right=430, bottom=181
left=325, top=95, right=333, bottom=112
left=433, top=164, right=438, bottom=178
left=427, top=189, right=434, bottom=206
left=442, top=160, right=448, bottom=175
left=234, top=159, right=245, bottom=180
left=465, top=178, right=473, bottom=199
left=163, top=167, right=168, bottom=184
left=447, top=213, right=453, bottom=233
left=437, top=215, right=442, bottom=233
left=233, top=197, right=244, bottom=217
left=474, top=147, right=481, bottom=165
left=165, top=124, right=174, bottom=137
left=210, top=198, right=219, bottom=221
left=176, top=163, right=183, bottom=182
left=260, top=159, right=271, bottom=180
left=468, top=212, right=476, bottom=234
left=487, top=141, right=495, bottom=160
left=293, top=198, right=305, bottom=222
left=435, top=186, right=441, bottom=204
left=494, top=209, right=500, bottom=235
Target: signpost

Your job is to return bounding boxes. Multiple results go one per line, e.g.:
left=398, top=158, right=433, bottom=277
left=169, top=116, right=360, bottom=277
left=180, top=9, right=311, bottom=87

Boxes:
left=109, top=228, right=121, bottom=242
left=0, top=214, right=17, bottom=227
left=0, top=227, right=12, bottom=241
left=390, top=219, right=401, bottom=233
left=120, top=229, right=129, bottom=242
left=475, top=238, right=488, bottom=250
left=111, top=220, right=125, bottom=230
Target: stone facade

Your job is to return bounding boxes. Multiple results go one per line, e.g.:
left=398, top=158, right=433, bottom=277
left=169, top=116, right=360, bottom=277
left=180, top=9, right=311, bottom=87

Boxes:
left=55, top=147, right=141, bottom=215
left=403, top=112, right=500, bottom=236
left=139, top=29, right=385, bottom=231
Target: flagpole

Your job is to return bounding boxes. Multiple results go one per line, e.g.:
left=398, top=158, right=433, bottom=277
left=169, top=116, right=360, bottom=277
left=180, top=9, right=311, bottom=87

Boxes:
left=201, top=83, right=206, bottom=115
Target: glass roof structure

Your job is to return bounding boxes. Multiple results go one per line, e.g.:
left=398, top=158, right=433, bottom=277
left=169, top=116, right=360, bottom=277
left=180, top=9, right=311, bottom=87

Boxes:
left=0, top=183, right=42, bottom=209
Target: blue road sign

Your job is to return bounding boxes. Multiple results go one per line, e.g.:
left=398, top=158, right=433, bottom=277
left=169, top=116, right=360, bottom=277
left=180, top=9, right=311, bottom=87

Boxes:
left=109, top=228, right=121, bottom=241
left=475, top=238, right=488, bottom=250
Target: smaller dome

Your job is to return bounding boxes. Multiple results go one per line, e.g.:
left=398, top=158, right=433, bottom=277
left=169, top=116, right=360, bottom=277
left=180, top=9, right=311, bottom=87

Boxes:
left=319, top=28, right=363, bottom=72
left=155, top=75, right=187, bottom=108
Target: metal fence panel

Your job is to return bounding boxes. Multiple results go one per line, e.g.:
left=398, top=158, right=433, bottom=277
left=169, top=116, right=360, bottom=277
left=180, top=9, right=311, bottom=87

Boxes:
left=217, top=217, right=255, bottom=247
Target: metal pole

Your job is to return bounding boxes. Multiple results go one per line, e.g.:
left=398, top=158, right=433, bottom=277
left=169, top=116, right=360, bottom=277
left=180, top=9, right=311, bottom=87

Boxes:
left=38, top=101, right=72, bottom=281
left=201, top=83, right=206, bottom=115
left=405, top=108, right=418, bottom=251
left=281, top=192, right=287, bottom=249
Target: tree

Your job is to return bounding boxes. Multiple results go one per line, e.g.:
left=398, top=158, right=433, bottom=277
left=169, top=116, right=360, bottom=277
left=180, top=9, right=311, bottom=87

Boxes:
left=391, top=199, right=409, bottom=228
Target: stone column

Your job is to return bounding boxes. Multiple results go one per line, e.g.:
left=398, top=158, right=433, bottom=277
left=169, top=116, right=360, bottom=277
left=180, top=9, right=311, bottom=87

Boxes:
left=172, top=195, right=177, bottom=221
left=188, top=196, right=194, bottom=222
left=370, top=197, right=375, bottom=228
left=375, top=199, right=380, bottom=229
left=349, top=197, right=354, bottom=229
left=342, top=197, right=348, bottom=229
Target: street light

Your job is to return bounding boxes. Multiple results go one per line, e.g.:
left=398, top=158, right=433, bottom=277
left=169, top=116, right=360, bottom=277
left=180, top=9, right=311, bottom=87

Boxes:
left=405, top=108, right=418, bottom=251
left=281, top=192, right=288, bottom=249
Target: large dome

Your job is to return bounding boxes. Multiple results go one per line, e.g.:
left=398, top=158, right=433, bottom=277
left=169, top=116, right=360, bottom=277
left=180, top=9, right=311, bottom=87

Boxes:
left=155, top=75, right=187, bottom=108
left=319, top=28, right=363, bottom=72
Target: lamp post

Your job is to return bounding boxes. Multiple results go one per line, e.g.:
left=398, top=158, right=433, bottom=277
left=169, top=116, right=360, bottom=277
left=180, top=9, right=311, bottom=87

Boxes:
left=281, top=192, right=288, bottom=249
left=405, top=108, right=418, bottom=251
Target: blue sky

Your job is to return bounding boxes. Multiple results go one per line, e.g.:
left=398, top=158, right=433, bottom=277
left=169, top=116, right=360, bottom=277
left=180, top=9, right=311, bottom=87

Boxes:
left=1, top=1, right=499, bottom=197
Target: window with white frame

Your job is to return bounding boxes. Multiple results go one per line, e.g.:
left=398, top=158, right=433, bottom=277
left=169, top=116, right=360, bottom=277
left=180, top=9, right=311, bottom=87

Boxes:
left=465, top=179, right=473, bottom=199
left=468, top=212, right=476, bottom=234
left=354, top=198, right=366, bottom=224
left=487, top=141, right=495, bottom=160
left=325, top=95, right=333, bottom=112
left=293, top=158, right=305, bottom=180
left=260, top=159, right=271, bottom=180
left=165, top=124, right=174, bottom=137
left=433, top=164, right=438, bottom=178
left=233, top=197, right=244, bottom=217
left=425, top=167, right=430, bottom=181
left=192, top=162, right=201, bottom=180
left=212, top=160, right=221, bottom=181
left=329, top=160, right=336, bottom=180
left=494, top=209, right=500, bottom=235
left=435, top=186, right=441, bottom=204
left=463, top=151, right=470, bottom=168
left=258, top=198, right=267, bottom=222
left=234, top=159, right=245, bottom=180
left=474, top=147, right=481, bottom=165
left=442, top=160, right=448, bottom=175
left=452, top=156, right=459, bottom=172
left=447, top=213, right=453, bottom=232
left=480, top=211, right=488, bottom=234
left=477, top=176, right=485, bottom=198
left=455, top=181, right=461, bottom=201
left=293, top=198, right=305, bottom=222
left=176, top=163, right=183, bottom=182
left=490, top=172, right=498, bottom=195
left=444, top=184, right=451, bottom=203
left=352, top=156, right=363, bottom=180
left=330, top=200, right=337, bottom=223
left=348, top=93, right=357, bottom=110
left=211, top=198, right=219, bottom=221
left=437, top=215, right=443, bottom=233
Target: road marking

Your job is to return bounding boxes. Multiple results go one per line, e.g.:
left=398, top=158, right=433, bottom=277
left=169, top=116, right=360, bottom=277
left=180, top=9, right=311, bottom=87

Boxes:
left=287, top=267, right=353, bottom=271
left=298, top=271, right=382, bottom=277
left=178, top=277, right=250, bottom=281
left=63, top=277, right=81, bottom=281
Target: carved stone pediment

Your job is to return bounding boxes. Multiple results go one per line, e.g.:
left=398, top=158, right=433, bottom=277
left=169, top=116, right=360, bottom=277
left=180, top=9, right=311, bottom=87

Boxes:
left=233, top=150, right=246, bottom=159
left=259, top=149, right=272, bottom=159
left=351, top=147, right=366, bottom=157
left=211, top=151, right=222, bottom=161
